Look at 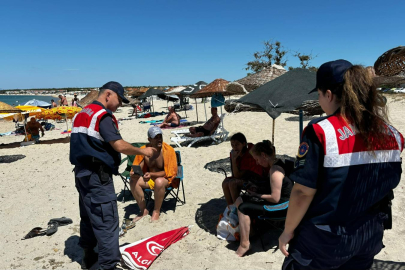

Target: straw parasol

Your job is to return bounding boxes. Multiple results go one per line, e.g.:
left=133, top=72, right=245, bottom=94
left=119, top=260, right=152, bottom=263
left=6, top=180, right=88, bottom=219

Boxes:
left=0, top=101, right=23, bottom=113
left=190, top=79, right=230, bottom=98
left=225, top=82, right=248, bottom=96
left=236, top=65, right=287, bottom=92
left=78, top=90, right=99, bottom=108
left=373, top=75, right=405, bottom=88
left=130, top=87, right=149, bottom=97
left=374, top=46, right=405, bottom=76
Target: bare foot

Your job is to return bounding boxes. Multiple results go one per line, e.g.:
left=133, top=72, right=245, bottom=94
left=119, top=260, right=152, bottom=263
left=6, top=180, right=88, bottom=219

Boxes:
left=132, top=209, right=149, bottom=223
left=236, top=243, right=250, bottom=257
left=150, top=210, right=160, bottom=222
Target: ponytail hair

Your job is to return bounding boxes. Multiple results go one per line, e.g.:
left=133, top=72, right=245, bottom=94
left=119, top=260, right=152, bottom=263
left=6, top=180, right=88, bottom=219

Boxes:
left=251, top=140, right=276, bottom=157
left=319, top=65, right=389, bottom=149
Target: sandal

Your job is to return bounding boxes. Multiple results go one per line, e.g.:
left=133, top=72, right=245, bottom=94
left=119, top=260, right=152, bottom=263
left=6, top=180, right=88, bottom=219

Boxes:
left=46, top=221, right=59, bottom=236
left=22, top=227, right=46, bottom=240
left=48, top=217, right=73, bottom=226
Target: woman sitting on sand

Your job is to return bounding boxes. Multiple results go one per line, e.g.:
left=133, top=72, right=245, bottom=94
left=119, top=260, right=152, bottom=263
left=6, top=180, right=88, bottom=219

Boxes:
left=234, top=140, right=293, bottom=257
left=222, top=133, right=269, bottom=206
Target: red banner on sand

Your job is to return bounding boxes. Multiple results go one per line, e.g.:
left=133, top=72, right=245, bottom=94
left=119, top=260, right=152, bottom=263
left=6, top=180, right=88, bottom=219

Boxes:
left=120, top=226, right=190, bottom=270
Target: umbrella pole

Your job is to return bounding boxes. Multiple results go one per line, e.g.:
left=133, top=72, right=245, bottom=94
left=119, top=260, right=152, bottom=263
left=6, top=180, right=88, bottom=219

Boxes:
left=152, top=97, right=154, bottom=114
left=65, top=114, right=70, bottom=137
left=272, top=118, right=275, bottom=145
left=195, top=98, right=198, bottom=122
left=184, top=97, right=187, bottom=118
left=23, top=119, right=29, bottom=142
left=204, top=101, right=207, bottom=121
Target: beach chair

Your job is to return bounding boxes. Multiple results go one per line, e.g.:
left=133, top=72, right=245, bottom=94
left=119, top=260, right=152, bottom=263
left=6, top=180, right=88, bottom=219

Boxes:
left=118, top=142, right=148, bottom=203
left=170, top=114, right=229, bottom=148
left=143, top=151, right=185, bottom=211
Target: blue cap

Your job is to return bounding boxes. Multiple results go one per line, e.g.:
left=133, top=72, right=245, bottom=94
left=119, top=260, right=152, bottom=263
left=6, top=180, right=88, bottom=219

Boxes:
left=309, top=59, right=353, bottom=94
left=100, top=81, right=129, bottom=103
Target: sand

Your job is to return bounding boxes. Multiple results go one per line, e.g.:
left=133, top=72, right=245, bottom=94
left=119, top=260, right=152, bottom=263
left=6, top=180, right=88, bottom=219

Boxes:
left=0, top=96, right=404, bottom=269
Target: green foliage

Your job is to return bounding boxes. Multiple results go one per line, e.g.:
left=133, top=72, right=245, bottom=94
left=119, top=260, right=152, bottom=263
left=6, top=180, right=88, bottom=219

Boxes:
left=246, top=40, right=318, bottom=74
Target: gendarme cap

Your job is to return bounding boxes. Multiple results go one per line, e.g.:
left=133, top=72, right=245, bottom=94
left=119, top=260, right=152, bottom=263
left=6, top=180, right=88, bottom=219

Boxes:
left=100, top=81, right=129, bottom=103
left=147, top=126, right=163, bottom=139
left=309, top=59, right=353, bottom=94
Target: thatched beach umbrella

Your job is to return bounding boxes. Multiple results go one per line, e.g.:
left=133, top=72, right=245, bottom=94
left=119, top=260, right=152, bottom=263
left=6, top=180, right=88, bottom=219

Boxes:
left=0, top=101, right=23, bottom=113
left=374, top=46, right=405, bottom=76
left=373, top=75, right=405, bottom=88
left=236, top=65, right=287, bottom=92
left=78, top=90, right=99, bottom=108
left=190, top=79, right=230, bottom=120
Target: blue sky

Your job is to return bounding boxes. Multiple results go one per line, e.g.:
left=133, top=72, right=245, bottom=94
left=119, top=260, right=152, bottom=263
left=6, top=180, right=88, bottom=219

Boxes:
left=0, top=0, right=403, bottom=89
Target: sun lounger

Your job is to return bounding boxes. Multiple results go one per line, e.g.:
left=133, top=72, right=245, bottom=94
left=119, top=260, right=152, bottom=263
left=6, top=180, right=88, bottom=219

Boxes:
left=170, top=114, right=229, bottom=148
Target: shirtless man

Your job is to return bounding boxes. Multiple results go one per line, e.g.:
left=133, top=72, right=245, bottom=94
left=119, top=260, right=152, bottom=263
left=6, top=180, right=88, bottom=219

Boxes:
left=188, top=107, right=220, bottom=137
left=58, top=95, right=68, bottom=106
left=130, top=126, right=172, bottom=222
left=51, top=99, right=58, bottom=108
left=158, top=106, right=180, bottom=128
left=26, top=117, right=44, bottom=143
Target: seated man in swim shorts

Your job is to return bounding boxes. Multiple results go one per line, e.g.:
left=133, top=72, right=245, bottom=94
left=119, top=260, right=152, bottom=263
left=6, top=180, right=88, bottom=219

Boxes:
left=158, top=106, right=180, bottom=128
left=26, top=117, right=44, bottom=143
left=187, top=107, right=220, bottom=137
left=130, top=126, right=178, bottom=222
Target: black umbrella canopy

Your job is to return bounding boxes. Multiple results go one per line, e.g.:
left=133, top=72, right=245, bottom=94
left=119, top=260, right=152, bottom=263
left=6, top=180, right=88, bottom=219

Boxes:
left=180, top=81, right=207, bottom=96
left=237, top=69, right=317, bottom=119
left=138, top=88, right=166, bottom=99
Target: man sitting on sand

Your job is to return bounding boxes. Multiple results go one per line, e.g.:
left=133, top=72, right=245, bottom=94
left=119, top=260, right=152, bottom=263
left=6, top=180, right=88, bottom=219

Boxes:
left=26, top=117, right=44, bottom=143
left=130, top=126, right=178, bottom=222
left=158, top=106, right=180, bottom=128
left=187, top=107, right=220, bottom=137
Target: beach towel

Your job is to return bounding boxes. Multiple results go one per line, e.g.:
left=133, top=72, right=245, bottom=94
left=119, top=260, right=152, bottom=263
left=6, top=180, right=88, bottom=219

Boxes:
left=150, top=119, right=187, bottom=125
left=120, top=226, right=190, bottom=270
left=133, top=142, right=178, bottom=187
left=61, top=130, right=71, bottom=134
left=158, top=123, right=188, bottom=129
left=139, top=119, right=164, bottom=124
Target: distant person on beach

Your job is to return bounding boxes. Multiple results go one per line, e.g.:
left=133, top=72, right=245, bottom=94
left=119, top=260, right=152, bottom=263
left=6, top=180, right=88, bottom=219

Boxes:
left=187, top=107, right=220, bottom=137
left=58, top=95, right=68, bottom=106
left=278, top=60, right=404, bottom=269
left=130, top=126, right=178, bottom=222
left=222, top=132, right=268, bottom=206
left=51, top=99, right=57, bottom=108
left=70, top=81, right=155, bottom=270
left=25, top=117, right=44, bottom=143
left=72, top=94, right=79, bottom=107
left=158, top=106, right=180, bottom=128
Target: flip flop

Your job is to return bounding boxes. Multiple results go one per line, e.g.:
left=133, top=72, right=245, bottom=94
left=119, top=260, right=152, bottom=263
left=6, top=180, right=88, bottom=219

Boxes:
left=22, top=227, right=46, bottom=240
left=46, top=221, right=59, bottom=236
left=48, top=217, right=73, bottom=226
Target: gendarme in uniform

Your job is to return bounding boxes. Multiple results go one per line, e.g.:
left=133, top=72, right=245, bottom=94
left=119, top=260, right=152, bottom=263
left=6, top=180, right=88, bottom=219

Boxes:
left=70, top=82, right=129, bottom=270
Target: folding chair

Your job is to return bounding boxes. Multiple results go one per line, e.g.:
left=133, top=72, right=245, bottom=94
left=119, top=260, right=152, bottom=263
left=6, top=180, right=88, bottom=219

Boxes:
left=143, top=151, right=185, bottom=211
left=118, top=142, right=148, bottom=202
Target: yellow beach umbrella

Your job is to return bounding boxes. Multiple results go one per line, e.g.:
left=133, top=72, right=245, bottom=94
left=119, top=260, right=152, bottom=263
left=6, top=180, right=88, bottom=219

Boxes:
left=15, top=105, right=45, bottom=118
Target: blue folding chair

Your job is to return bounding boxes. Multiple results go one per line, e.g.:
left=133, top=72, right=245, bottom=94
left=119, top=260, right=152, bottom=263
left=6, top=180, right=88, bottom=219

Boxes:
left=143, top=151, right=186, bottom=211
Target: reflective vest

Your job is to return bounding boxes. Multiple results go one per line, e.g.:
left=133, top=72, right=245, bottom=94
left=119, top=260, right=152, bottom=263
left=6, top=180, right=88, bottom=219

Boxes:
left=69, top=103, right=121, bottom=174
left=307, top=113, right=403, bottom=225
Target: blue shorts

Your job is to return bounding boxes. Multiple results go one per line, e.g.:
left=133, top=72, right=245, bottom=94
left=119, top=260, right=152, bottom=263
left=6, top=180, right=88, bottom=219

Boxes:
left=170, top=123, right=179, bottom=127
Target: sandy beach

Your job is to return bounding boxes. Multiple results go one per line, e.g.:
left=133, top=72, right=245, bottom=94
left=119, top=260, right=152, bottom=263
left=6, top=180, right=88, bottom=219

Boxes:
left=0, top=95, right=404, bottom=269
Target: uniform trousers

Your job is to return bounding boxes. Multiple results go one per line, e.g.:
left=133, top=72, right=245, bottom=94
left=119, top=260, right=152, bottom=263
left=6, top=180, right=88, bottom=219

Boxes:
left=75, top=170, right=120, bottom=270
left=282, top=213, right=385, bottom=270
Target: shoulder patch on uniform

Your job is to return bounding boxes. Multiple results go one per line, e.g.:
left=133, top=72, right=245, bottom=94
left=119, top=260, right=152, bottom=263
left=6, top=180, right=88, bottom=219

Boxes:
left=297, top=142, right=309, bottom=158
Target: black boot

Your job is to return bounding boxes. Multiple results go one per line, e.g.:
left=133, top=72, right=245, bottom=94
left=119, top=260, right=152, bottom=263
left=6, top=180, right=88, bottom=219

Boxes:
left=81, top=248, right=98, bottom=270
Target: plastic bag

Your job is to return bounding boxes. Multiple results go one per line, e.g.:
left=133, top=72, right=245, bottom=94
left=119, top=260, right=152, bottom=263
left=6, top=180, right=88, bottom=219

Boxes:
left=216, top=205, right=240, bottom=241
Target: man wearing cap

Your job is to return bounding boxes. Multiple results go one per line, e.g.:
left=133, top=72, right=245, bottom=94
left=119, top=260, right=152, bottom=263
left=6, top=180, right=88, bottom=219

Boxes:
left=70, top=81, right=155, bottom=270
left=130, top=126, right=178, bottom=222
